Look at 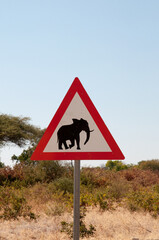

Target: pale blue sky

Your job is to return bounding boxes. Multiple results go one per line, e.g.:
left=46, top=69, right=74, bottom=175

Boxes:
left=0, top=0, right=159, bottom=167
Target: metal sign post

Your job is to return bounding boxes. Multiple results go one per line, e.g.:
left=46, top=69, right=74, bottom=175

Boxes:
left=73, top=160, right=80, bottom=240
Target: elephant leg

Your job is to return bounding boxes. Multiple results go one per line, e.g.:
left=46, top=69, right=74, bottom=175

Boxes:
left=58, top=140, right=68, bottom=150
left=76, top=135, right=80, bottom=150
left=69, top=138, right=75, bottom=149
left=58, top=140, right=63, bottom=150
left=63, top=141, right=69, bottom=150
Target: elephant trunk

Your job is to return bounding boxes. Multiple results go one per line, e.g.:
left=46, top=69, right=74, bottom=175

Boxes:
left=84, top=127, right=90, bottom=145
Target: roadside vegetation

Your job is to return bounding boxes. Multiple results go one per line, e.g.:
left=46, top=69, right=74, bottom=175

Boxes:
left=1, top=158, right=159, bottom=238
left=0, top=114, right=159, bottom=239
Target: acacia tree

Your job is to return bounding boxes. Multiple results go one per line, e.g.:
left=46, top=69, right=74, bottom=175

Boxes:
left=0, top=114, right=43, bottom=148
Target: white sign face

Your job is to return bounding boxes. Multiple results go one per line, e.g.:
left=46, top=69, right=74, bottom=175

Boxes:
left=31, top=77, right=124, bottom=160
left=44, top=93, right=112, bottom=153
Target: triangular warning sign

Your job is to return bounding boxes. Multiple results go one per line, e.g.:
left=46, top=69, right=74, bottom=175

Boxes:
left=31, top=78, right=124, bottom=160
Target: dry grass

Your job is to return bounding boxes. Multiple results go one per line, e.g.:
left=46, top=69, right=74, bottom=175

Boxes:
left=0, top=212, right=72, bottom=240
left=0, top=207, right=159, bottom=240
left=84, top=207, right=159, bottom=240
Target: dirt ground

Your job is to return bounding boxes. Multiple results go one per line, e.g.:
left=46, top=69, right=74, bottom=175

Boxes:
left=0, top=207, right=159, bottom=240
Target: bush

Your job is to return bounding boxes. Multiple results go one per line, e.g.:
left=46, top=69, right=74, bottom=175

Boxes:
left=105, top=161, right=130, bottom=171
left=80, top=193, right=95, bottom=207
left=3, top=161, right=66, bottom=187
left=0, top=186, right=36, bottom=220
left=0, top=165, right=23, bottom=186
left=120, top=168, right=159, bottom=188
left=12, top=146, right=66, bottom=185
left=36, top=161, right=65, bottom=182
left=61, top=207, right=96, bottom=239
left=54, top=177, right=73, bottom=194
left=12, top=147, right=36, bottom=166
left=0, top=161, right=4, bottom=168
left=138, top=159, right=159, bottom=172
left=80, top=168, right=95, bottom=188
left=22, top=161, right=65, bottom=185
left=126, top=188, right=159, bottom=217
left=107, top=178, right=131, bottom=200
left=81, top=168, right=115, bottom=188
left=96, top=193, right=114, bottom=211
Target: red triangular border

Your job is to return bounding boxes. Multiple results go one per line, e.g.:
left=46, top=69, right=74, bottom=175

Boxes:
left=31, top=77, right=125, bottom=160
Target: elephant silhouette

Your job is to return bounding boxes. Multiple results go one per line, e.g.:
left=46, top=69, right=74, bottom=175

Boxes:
left=57, top=118, right=93, bottom=150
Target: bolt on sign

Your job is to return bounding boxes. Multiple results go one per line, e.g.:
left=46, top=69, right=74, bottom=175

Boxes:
left=31, top=77, right=124, bottom=161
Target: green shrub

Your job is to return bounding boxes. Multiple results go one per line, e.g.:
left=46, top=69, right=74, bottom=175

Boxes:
left=61, top=207, right=96, bottom=239
left=79, top=191, right=114, bottom=211
left=12, top=147, right=36, bottom=166
left=80, top=193, right=95, bottom=207
left=0, top=187, right=36, bottom=220
left=153, top=184, right=159, bottom=194
left=8, top=161, right=66, bottom=187
left=126, top=188, right=159, bottom=217
left=105, top=161, right=130, bottom=171
left=79, top=207, right=96, bottom=238
left=61, top=221, right=73, bottom=239
left=96, top=193, right=114, bottom=211
left=0, top=161, right=4, bottom=168
left=138, top=159, right=159, bottom=172
left=54, top=177, right=73, bottom=194
left=36, top=161, right=65, bottom=182
left=80, top=169, right=95, bottom=189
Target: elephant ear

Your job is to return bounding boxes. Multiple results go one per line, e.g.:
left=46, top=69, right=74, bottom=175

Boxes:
left=72, top=119, right=79, bottom=124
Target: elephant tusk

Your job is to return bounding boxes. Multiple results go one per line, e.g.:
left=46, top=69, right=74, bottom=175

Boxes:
left=89, top=130, right=94, bottom=132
